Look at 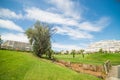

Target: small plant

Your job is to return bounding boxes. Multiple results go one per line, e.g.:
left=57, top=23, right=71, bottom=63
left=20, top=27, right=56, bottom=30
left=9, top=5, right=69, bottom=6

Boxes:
left=99, top=48, right=103, bottom=53
left=0, top=35, right=3, bottom=49
left=71, top=50, right=75, bottom=58
left=79, top=49, right=84, bottom=58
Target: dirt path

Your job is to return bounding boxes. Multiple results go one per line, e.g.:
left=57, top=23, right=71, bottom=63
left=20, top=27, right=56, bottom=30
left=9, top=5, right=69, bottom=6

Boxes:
left=54, top=60, right=103, bottom=79
left=70, top=63, right=102, bottom=77
left=106, top=65, right=120, bottom=80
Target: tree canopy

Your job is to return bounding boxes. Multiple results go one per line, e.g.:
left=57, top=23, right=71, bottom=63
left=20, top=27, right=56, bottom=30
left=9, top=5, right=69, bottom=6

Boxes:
left=25, top=21, right=52, bottom=58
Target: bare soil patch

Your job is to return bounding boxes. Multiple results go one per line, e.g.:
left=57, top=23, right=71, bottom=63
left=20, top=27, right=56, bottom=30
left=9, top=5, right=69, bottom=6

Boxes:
left=54, top=60, right=104, bottom=79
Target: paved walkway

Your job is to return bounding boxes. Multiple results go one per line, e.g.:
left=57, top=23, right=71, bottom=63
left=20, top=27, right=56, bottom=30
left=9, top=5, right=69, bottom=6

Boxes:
left=106, top=65, right=120, bottom=80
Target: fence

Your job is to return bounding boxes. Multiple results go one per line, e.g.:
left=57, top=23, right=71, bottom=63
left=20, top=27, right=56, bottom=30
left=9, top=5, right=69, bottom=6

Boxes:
left=103, top=60, right=112, bottom=74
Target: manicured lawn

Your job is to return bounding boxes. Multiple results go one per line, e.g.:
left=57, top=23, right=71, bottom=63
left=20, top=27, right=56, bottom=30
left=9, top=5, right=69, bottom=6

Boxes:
left=0, top=50, right=101, bottom=80
left=54, top=53, right=120, bottom=65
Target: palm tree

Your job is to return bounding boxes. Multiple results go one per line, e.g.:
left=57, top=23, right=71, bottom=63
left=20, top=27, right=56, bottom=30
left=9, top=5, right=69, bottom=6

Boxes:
left=79, top=49, right=84, bottom=58
left=71, top=49, right=75, bottom=58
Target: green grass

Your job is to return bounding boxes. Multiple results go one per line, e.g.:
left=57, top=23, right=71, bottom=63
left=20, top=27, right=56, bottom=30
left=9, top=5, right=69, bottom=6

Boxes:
left=54, top=53, right=120, bottom=65
left=0, top=50, right=101, bottom=80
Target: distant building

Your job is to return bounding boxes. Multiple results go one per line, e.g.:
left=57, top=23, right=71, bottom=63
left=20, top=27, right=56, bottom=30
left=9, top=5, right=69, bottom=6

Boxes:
left=85, top=40, right=120, bottom=53
left=60, top=50, right=81, bottom=54
left=1, top=40, right=32, bottom=51
left=60, top=50, right=71, bottom=54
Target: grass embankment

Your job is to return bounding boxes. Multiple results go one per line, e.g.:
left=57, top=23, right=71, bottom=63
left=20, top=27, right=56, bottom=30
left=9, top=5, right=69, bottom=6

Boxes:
left=0, top=50, right=101, bottom=80
left=55, top=53, right=120, bottom=65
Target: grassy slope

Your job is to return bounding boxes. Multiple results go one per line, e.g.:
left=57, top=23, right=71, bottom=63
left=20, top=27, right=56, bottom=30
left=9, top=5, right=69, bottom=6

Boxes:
left=0, top=50, right=100, bottom=80
left=55, top=53, right=120, bottom=65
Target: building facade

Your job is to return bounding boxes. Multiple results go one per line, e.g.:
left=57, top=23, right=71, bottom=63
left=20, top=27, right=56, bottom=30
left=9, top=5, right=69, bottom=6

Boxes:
left=1, top=40, right=32, bottom=51
left=85, top=40, right=120, bottom=53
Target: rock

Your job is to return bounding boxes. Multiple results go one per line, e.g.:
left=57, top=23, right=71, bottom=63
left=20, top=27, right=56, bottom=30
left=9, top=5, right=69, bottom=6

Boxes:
left=83, top=64, right=89, bottom=70
left=89, top=65, right=94, bottom=71
left=79, top=63, right=83, bottom=67
left=89, top=65, right=97, bottom=72
left=92, top=66, right=97, bottom=72
left=96, top=66, right=103, bottom=72
left=65, top=61, right=71, bottom=67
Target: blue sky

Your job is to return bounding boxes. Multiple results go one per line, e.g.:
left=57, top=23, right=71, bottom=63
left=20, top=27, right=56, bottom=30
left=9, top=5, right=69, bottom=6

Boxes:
left=0, top=0, right=120, bottom=51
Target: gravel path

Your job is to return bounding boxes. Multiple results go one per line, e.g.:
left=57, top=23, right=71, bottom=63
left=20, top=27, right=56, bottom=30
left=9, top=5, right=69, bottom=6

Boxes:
left=118, top=66, right=120, bottom=78
left=106, top=65, right=120, bottom=80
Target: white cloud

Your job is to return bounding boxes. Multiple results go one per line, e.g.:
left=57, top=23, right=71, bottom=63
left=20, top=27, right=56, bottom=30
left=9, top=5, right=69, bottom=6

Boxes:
left=0, top=8, right=23, bottom=19
left=24, top=7, right=110, bottom=39
left=96, top=17, right=110, bottom=27
left=25, top=7, right=78, bottom=26
left=25, top=7, right=109, bottom=32
left=0, top=19, right=24, bottom=32
left=46, top=0, right=110, bottom=34
left=24, top=0, right=110, bottom=40
left=52, top=43, right=82, bottom=51
left=78, top=17, right=110, bottom=32
left=1, top=33, right=29, bottom=43
left=54, top=26, right=93, bottom=39
left=46, top=7, right=58, bottom=13
left=79, top=22, right=100, bottom=32
left=48, top=0, right=81, bottom=19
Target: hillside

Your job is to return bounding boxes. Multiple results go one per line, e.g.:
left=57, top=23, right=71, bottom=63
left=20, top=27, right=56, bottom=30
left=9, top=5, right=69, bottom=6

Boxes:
left=0, top=50, right=100, bottom=80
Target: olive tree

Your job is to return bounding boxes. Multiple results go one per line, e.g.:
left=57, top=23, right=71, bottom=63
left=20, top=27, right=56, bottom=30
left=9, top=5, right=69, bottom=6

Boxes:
left=25, top=21, right=52, bottom=58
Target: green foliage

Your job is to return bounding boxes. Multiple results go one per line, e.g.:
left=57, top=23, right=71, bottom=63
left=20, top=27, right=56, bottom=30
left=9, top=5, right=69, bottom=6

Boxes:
left=65, top=50, right=69, bottom=55
left=99, top=48, right=103, bottom=53
left=0, top=35, right=3, bottom=49
left=46, top=49, right=54, bottom=59
left=25, top=21, right=51, bottom=58
left=0, top=50, right=101, bottom=80
left=79, top=49, right=84, bottom=58
left=71, top=50, right=75, bottom=58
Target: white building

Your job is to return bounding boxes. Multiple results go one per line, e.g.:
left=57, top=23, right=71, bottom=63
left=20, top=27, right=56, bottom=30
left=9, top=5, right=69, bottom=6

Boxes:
left=1, top=40, right=32, bottom=51
left=85, top=40, right=120, bottom=53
